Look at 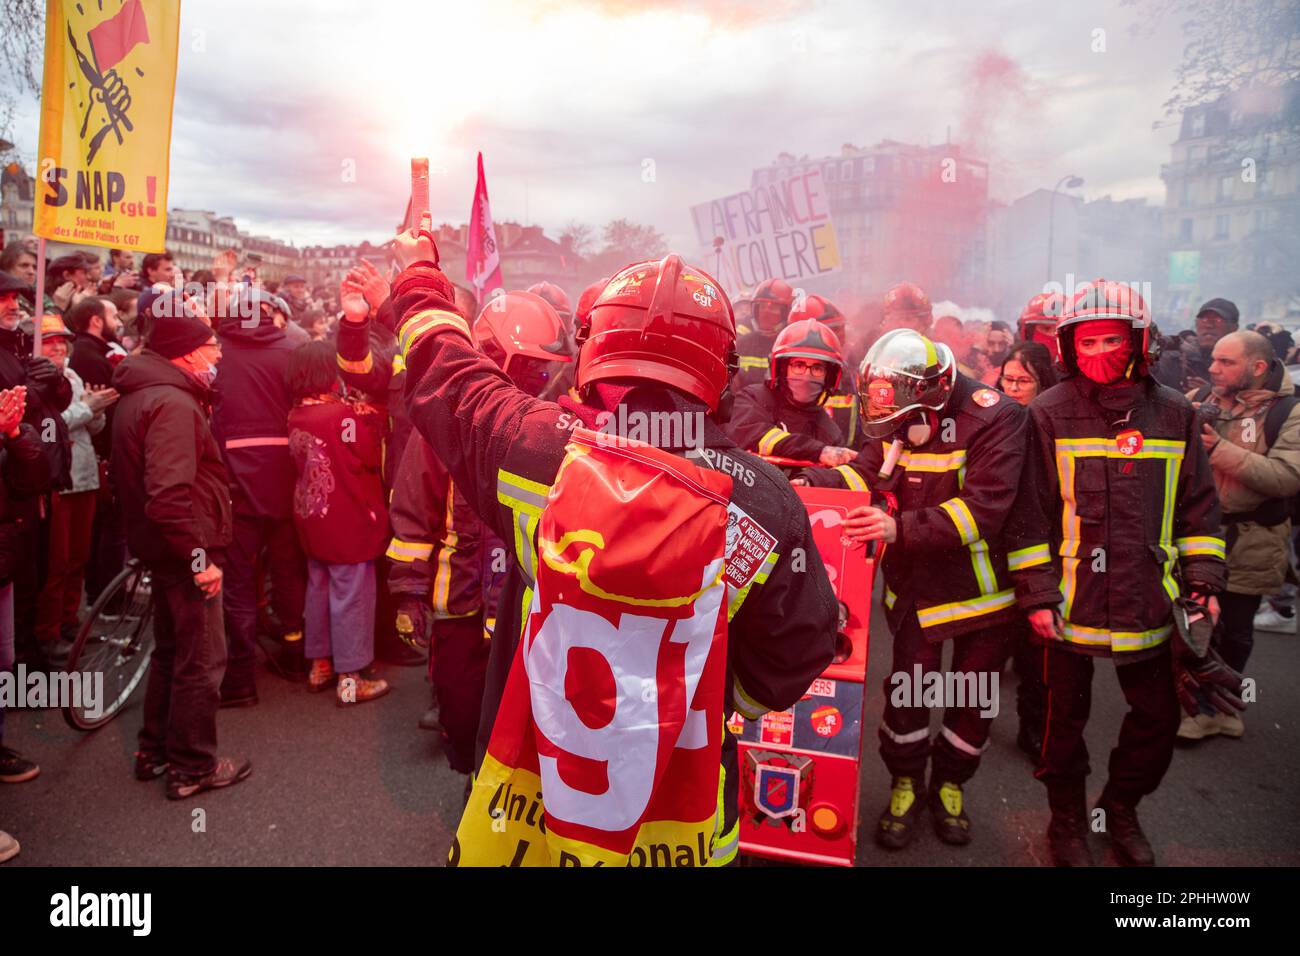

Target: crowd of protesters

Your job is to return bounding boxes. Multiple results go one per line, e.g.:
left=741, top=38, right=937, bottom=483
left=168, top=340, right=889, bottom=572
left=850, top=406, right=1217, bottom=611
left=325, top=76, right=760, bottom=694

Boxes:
left=0, top=228, right=1297, bottom=867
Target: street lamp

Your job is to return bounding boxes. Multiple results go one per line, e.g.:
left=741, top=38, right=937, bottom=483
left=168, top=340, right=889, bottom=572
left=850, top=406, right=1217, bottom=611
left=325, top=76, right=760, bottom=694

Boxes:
left=1047, top=175, right=1084, bottom=282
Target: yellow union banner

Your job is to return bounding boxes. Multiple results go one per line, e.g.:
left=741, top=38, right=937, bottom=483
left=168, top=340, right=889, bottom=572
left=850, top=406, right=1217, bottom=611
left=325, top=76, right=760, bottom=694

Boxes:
left=34, top=0, right=181, bottom=252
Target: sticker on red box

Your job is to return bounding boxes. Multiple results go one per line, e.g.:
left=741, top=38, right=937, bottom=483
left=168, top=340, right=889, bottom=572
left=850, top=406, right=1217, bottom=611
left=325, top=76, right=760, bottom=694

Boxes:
left=810, top=705, right=843, bottom=738
left=809, top=678, right=838, bottom=697
left=759, top=709, right=795, bottom=747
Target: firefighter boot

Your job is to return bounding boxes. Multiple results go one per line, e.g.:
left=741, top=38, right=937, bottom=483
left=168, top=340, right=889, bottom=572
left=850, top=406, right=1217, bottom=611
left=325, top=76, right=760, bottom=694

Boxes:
left=929, top=779, right=972, bottom=846
left=1046, top=782, right=1094, bottom=867
left=1097, top=787, right=1155, bottom=867
left=876, top=776, right=926, bottom=850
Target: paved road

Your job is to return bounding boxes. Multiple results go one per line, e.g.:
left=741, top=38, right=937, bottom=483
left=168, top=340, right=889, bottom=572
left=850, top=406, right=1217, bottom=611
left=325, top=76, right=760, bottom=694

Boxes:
left=2, top=605, right=1297, bottom=867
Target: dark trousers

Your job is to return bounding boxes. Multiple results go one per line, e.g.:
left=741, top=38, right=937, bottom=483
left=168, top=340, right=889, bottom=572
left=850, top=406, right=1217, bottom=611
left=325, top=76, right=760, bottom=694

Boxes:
left=431, top=613, right=490, bottom=774
left=140, top=576, right=227, bottom=777
left=1211, top=591, right=1261, bottom=674
left=86, top=485, right=127, bottom=605
left=1012, top=618, right=1046, bottom=732
left=1036, top=642, right=1180, bottom=806
left=35, top=490, right=97, bottom=643
left=221, top=512, right=306, bottom=695
left=12, top=505, right=50, bottom=664
left=878, top=614, right=1009, bottom=785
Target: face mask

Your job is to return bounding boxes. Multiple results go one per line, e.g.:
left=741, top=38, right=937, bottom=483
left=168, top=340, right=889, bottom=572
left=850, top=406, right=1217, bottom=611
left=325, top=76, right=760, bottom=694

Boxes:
left=193, top=358, right=218, bottom=387
left=1076, top=342, right=1132, bottom=384
left=785, top=375, right=823, bottom=405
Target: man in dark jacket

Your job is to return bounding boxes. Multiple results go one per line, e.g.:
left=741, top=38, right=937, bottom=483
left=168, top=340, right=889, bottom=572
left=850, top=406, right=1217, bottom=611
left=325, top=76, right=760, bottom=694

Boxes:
left=211, top=288, right=307, bottom=702
left=371, top=238, right=837, bottom=866
left=112, top=313, right=250, bottom=800
left=0, top=272, right=73, bottom=669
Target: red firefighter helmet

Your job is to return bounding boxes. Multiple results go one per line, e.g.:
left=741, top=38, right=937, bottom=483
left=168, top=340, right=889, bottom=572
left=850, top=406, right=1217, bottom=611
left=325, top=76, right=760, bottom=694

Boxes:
left=751, top=278, right=795, bottom=333
left=473, top=291, right=572, bottom=390
left=882, top=281, right=933, bottom=331
left=575, top=255, right=736, bottom=412
left=768, top=318, right=845, bottom=397
left=788, top=293, right=845, bottom=339
left=527, top=281, right=572, bottom=320
left=574, top=277, right=608, bottom=327
left=1057, top=278, right=1153, bottom=376
left=1019, top=291, right=1066, bottom=360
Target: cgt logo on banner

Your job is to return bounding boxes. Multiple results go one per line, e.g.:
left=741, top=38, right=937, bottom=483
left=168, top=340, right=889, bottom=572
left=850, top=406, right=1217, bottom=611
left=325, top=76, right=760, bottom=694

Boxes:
left=450, top=429, right=735, bottom=867
left=35, top=0, right=182, bottom=252
left=691, top=166, right=841, bottom=294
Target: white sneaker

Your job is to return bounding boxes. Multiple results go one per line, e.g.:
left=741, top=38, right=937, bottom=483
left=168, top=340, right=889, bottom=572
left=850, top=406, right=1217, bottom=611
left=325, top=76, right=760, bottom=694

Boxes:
left=0, top=829, right=19, bottom=864
left=1176, top=713, right=1219, bottom=740
left=1254, top=606, right=1297, bottom=634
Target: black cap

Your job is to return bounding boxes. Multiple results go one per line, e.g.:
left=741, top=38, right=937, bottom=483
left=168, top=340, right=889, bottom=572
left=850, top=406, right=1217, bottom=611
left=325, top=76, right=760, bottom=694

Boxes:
left=1196, top=298, right=1239, bottom=326
left=147, top=313, right=214, bottom=359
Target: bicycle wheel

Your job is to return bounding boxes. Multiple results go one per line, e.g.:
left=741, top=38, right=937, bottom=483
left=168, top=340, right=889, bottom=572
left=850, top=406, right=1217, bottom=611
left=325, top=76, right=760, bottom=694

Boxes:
left=62, top=559, right=156, bottom=731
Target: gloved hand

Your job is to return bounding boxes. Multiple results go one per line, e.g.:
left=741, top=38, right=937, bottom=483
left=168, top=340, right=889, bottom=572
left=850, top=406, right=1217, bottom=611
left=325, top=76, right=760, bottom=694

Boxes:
left=394, top=594, right=431, bottom=650
left=1172, top=595, right=1245, bottom=717
left=25, top=356, right=62, bottom=393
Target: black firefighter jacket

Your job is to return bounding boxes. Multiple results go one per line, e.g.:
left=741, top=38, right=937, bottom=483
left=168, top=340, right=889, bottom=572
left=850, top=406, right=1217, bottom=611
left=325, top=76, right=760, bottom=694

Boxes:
left=727, top=382, right=844, bottom=463
left=804, top=373, right=1029, bottom=642
left=1005, top=374, right=1226, bottom=660
left=375, top=265, right=838, bottom=846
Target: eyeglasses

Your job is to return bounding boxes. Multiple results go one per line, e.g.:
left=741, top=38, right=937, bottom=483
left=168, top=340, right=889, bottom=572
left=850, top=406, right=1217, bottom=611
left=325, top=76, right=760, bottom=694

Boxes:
left=787, top=360, right=828, bottom=378
left=999, top=376, right=1037, bottom=390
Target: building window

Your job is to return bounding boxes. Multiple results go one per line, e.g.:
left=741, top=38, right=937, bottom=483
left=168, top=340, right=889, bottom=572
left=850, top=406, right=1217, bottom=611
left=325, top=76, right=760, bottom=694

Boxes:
left=1190, top=112, right=1206, bottom=137
left=1180, top=179, right=1192, bottom=206
left=841, top=161, right=854, bottom=180
left=1214, top=214, right=1229, bottom=239
left=1179, top=218, right=1193, bottom=242
left=1218, top=175, right=1234, bottom=202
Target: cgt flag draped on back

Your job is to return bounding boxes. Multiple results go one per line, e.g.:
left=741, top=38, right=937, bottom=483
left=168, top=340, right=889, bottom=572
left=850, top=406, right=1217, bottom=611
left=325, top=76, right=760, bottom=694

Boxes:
left=466, top=151, right=503, bottom=301
left=450, top=430, right=734, bottom=866
left=35, top=0, right=182, bottom=252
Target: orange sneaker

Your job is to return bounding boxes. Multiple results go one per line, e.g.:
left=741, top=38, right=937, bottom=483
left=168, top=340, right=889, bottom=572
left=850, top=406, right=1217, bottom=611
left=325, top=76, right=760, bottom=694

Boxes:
left=307, top=658, right=336, bottom=693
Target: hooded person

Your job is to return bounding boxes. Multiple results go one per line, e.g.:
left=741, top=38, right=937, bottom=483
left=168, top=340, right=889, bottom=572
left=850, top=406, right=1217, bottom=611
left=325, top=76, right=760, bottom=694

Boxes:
left=209, top=287, right=307, bottom=703
left=1006, top=278, right=1238, bottom=867
left=801, top=327, right=1029, bottom=851
left=111, top=312, right=250, bottom=800
left=367, top=225, right=838, bottom=867
left=726, top=317, right=855, bottom=469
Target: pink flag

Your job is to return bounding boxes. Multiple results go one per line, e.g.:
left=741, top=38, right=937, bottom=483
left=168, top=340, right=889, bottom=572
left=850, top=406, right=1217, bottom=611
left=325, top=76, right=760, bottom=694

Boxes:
left=467, top=152, right=502, bottom=300
left=88, top=0, right=151, bottom=73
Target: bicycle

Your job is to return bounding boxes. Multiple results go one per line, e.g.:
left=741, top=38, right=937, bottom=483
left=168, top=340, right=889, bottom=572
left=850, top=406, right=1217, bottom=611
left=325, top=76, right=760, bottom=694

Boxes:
left=62, top=558, right=156, bottom=731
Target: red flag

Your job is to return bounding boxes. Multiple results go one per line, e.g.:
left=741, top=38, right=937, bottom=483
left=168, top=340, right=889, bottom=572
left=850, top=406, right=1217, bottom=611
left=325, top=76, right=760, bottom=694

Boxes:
left=88, top=0, right=151, bottom=73
left=466, top=152, right=502, bottom=300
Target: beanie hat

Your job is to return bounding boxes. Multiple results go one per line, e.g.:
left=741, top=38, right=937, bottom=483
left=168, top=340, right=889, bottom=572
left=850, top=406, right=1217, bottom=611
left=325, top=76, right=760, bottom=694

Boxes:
left=148, top=313, right=214, bottom=359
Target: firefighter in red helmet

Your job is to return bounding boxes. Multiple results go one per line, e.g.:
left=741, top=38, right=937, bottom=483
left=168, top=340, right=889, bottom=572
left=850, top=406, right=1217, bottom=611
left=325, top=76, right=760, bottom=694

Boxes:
left=539, top=277, right=607, bottom=401
left=368, top=225, right=837, bottom=866
left=1018, top=291, right=1066, bottom=364
left=727, top=318, right=856, bottom=468
left=387, top=292, right=572, bottom=773
left=733, top=277, right=796, bottom=390
left=790, top=293, right=864, bottom=448
left=880, top=281, right=934, bottom=336
left=1007, top=278, right=1239, bottom=867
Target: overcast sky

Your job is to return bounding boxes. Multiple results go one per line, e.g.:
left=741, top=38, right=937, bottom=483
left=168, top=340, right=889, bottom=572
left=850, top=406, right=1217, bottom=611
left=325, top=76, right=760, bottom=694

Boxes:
left=4, top=0, right=1191, bottom=248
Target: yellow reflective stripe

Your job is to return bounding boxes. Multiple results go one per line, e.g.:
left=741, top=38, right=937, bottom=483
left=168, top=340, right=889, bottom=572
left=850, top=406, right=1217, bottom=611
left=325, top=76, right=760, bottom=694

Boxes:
left=710, top=759, right=738, bottom=867
left=1061, top=556, right=1080, bottom=619
left=969, top=540, right=997, bottom=595
left=399, top=308, right=470, bottom=357
left=732, top=677, right=767, bottom=720
left=915, top=589, right=1015, bottom=628
left=738, top=356, right=769, bottom=370
left=727, top=550, right=779, bottom=621
left=824, top=395, right=854, bottom=408
left=1061, top=621, right=1173, bottom=652
left=1176, top=536, right=1226, bottom=559
left=392, top=351, right=406, bottom=375
left=1008, top=543, right=1051, bottom=571
left=336, top=351, right=373, bottom=375
left=496, top=468, right=549, bottom=586
left=385, top=538, right=434, bottom=562
left=432, top=489, right=458, bottom=615
left=886, top=444, right=967, bottom=473
left=757, top=427, right=790, bottom=457
left=1055, top=438, right=1186, bottom=460
left=939, top=497, right=979, bottom=545
left=883, top=586, right=897, bottom=609
left=835, top=465, right=868, bottom=492
left=1057, top=449, right=1082, bottom=557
